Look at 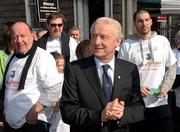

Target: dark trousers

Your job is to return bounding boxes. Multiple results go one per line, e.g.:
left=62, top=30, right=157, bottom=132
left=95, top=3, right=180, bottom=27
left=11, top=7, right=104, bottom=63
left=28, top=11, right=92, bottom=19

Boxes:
left=168, top=90, right=177, bottom=132
left=141, top=105, right=173, bottom=132
left=4, top=120, right=50, bottom=132
left=173, top=106, right=180, bottom=132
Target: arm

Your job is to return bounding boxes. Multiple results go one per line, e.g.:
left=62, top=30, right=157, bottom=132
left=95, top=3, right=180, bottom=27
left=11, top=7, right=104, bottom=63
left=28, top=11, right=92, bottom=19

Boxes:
left=26, top=102, right=44, bottom=124
left=161, top=38, right=177, bottom=93
left=38, top=83, right=61, bottom=107
left=159, top=63, right=176, bottom=97
left=161, top=63, right=176, bottom=90
left=0, top=50, right=8, bottom=87
left=26, top=83, right=61, bottom=124
left=37, top=53, right=62, bottom=107
left=26, top=53, right=62, bottom=124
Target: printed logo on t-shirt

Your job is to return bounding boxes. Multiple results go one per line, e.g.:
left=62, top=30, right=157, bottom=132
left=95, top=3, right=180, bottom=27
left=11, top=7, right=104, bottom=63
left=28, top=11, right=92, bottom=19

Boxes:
left=10, top=71, right=15, bottom=78
left=146, top=53, right=151, bottom=60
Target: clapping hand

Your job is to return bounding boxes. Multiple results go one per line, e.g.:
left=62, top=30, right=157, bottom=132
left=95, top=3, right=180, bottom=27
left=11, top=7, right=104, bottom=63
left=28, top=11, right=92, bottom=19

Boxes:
left=101, top=98, right=124, bottom=122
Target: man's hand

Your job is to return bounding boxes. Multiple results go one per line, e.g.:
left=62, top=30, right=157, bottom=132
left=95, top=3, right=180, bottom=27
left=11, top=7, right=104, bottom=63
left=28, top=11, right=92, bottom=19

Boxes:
left=26, top=102, right=44, bottom=124
left=101, top=98, right=124, bottom=122
left=26, top=107, right=38, bottom=124
left=157, top=87, right=168, bottom=98
left=141, top=86, right=150, bottom=96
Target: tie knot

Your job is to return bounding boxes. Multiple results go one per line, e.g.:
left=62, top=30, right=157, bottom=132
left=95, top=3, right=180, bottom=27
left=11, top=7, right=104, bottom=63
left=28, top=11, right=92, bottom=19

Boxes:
left=102, top=64, right=110, bottom=73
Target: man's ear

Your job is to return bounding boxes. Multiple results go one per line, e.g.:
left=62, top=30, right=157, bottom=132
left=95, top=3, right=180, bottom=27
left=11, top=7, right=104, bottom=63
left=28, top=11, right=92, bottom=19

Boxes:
left=116, top=38, right=123, bottom=47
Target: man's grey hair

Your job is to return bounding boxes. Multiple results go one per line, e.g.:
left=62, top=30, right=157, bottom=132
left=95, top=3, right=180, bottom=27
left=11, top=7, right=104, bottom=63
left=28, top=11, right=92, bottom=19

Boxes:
left=90, top=17, right=123, bottom=38
left=69, top=26, right=80, bottom=31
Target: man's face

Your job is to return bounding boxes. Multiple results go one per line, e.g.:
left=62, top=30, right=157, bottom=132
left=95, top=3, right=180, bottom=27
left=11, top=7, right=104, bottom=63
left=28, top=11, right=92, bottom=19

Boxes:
left=11, top=23, right=34, bottom=54
left=90, top=22, right=121, bottom=62
left=47, top=18, right=64, bottom=39
left=69, top=30, right=80, bottom=42
left=134, top=12, right=152, bottom=36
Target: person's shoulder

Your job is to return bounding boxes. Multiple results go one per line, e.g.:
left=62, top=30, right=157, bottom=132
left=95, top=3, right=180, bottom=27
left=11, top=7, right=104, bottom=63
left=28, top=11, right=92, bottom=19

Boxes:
left=116, top=58, right=137, bottom=68
left=34, top=47, right=57, bottom=68
left=35, top=46, right=53, bottom=58
left=71, top=56, right=93, bottom=64
left=0, top=50, right=6, bottom=55
left=69, top=56, right=94, bottom=68
left=122, top=34, right=140, bottom=45
left=36, top=32, right=49, bottom=48
left=151, top=34, right=171, bottom=47
left=152, top=34, right=168, bottom=41
left=0, top=50, right=8, bottom=58
left=37, top=32, right=49, bottom=41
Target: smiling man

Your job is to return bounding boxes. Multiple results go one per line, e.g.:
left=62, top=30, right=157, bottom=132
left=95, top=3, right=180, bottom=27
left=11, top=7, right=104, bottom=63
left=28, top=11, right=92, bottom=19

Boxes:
left=2, top=21, right=61, bottom=132
left=37, top=12, right=77, bottom=62
left=60, top=17, right=145, bottom=132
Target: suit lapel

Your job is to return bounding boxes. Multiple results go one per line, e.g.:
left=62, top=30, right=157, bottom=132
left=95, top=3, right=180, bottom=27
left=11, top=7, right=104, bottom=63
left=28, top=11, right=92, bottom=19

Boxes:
left=112, top=58, right=127, bottom=101
left=83, top=57, right=107, bottom=106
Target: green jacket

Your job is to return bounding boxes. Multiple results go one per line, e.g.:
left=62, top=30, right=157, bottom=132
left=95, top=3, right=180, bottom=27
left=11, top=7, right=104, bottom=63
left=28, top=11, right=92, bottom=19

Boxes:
left=0, top=50, right=8, bottom=88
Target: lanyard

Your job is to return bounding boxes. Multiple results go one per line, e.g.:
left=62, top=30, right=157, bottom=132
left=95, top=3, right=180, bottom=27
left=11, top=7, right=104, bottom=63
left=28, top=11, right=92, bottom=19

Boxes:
left=139, top=39, right=154, bottom=65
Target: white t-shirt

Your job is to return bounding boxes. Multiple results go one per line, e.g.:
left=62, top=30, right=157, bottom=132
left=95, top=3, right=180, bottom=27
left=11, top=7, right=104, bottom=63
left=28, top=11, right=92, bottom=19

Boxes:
left=4, top=47, right=62, bottom=129
left=46, top=37, right=77, bottom=62
left=118, top=34, right=176, bottom=108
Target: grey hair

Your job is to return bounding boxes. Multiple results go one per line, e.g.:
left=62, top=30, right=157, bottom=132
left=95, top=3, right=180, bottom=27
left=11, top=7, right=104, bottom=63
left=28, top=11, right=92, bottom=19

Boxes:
left=175, top=30, right=180, bottom=45
left=90, top=17, right=123, bottom=38
left=69, top=26, right=80, bottom=31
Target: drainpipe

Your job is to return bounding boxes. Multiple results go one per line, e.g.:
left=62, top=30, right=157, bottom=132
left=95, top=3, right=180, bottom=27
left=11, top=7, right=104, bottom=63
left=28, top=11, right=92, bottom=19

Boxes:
left=122, top=0, right=136, bottom=38
left=126, top=0, right=134, bottom=36
left=25, top=0, right=31, bottom=25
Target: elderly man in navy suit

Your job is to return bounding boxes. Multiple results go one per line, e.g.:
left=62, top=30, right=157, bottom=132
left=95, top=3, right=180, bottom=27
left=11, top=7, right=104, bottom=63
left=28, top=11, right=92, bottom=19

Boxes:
left=60, top=17, right=145, bottom=132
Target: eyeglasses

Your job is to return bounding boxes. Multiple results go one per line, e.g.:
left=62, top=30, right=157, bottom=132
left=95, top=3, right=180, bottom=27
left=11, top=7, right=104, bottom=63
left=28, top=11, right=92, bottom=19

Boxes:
left=50, top=23, right=64, bottom=27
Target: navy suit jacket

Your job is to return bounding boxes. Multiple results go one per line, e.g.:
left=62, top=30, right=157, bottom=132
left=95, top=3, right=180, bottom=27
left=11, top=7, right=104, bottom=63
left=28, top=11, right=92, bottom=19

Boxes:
left=60, top=56, right=145, bottom=132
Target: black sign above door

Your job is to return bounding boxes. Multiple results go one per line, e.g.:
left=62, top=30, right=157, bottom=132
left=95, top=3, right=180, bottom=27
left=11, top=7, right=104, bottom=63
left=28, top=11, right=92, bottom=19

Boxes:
left=37, top=0, right=59, bottom=22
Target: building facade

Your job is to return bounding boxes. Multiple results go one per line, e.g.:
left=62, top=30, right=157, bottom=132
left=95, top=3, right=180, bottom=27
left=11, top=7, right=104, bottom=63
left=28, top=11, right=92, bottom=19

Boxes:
left=0, top=0, right=179, bottom=48
left=0, top=0, right=137, bottom=49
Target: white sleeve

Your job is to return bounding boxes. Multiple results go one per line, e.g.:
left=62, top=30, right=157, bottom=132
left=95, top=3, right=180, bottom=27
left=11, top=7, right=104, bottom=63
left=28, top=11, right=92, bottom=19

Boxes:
left=117, top=42, right=129, bottom=60
left=69, top=37, right=78, bottom=62
left=37, top=51, right=62, bottom=106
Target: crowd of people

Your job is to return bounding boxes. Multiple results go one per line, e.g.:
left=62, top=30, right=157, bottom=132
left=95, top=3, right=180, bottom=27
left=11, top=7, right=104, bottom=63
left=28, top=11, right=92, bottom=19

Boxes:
left=0, top=10, right=179, bottom=132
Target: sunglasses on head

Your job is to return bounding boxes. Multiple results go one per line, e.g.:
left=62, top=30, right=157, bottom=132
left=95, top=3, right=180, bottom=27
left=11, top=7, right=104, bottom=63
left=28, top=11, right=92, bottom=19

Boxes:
left=50, top=23, right=64, bottom=27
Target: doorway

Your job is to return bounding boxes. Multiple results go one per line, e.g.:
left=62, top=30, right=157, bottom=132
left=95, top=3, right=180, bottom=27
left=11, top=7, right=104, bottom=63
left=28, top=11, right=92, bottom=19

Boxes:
left=88, top=0, right=104, bottom=27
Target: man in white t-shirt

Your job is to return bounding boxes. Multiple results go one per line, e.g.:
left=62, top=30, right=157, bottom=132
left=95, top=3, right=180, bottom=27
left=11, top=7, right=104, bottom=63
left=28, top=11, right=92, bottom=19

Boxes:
left=37, top=12, right=77, bottom=62
left=2, top=21, right=61, bottom=132
left=118, top=10, right=176, bottom=132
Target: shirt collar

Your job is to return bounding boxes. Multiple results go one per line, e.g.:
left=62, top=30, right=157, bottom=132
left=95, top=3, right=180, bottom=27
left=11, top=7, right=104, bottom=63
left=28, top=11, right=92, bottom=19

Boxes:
left=94, top=56, right=115, bottom=71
